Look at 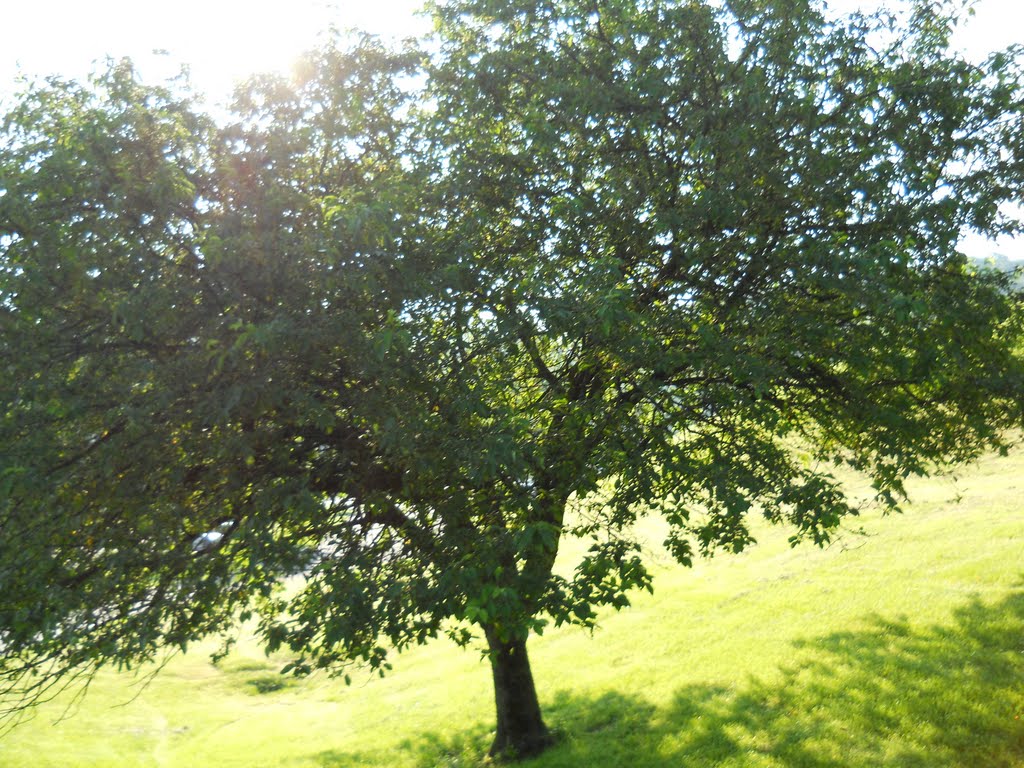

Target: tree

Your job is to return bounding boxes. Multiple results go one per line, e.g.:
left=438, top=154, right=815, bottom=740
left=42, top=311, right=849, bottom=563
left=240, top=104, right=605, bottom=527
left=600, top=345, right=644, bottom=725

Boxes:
left=2, top=0, right=1023, bottom=759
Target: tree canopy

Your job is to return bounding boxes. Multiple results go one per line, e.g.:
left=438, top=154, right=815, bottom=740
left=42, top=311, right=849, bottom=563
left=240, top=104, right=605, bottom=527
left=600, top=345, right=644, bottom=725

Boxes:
left=1, top=0, right=1023, bottom=758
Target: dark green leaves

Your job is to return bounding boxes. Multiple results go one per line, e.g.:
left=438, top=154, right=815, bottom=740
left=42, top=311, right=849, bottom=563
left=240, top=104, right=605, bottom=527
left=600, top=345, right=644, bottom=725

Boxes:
left=2, top=0, right=1023, bottom=733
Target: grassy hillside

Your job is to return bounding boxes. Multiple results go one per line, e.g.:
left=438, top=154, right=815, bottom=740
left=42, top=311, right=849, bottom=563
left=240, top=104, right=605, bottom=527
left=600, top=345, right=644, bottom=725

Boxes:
left=3, top=449, right=1023, bottom=767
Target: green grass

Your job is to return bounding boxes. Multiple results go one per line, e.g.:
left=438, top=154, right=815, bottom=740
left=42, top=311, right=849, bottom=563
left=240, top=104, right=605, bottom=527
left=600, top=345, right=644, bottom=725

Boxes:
left=2, top=450, right=1023, bottom=767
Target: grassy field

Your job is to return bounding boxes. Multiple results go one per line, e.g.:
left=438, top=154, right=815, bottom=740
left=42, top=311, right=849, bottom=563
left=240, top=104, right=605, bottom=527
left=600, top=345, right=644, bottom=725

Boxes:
left=3, top=449, right=1023, bottom=767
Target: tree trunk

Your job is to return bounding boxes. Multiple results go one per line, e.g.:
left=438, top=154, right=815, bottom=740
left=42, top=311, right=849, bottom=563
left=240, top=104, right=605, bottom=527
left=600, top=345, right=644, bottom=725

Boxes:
left=484, top=626, right=553, bottom=760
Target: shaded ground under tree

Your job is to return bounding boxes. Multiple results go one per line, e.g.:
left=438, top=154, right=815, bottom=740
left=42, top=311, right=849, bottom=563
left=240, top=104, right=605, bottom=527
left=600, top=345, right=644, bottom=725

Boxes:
left=314, top=589, right=1024, bottom=767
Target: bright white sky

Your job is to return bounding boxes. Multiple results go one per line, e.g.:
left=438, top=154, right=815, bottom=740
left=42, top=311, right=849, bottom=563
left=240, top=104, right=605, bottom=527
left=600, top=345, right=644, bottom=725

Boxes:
left=0, top=0, right=431, bottom=103
left=1, top=0, right=1020, bottom=257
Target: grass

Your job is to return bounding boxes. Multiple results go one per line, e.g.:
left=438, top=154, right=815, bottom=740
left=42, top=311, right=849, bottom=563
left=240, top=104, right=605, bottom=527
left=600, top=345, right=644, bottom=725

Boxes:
left=1, top=449, right=1023, bottom=767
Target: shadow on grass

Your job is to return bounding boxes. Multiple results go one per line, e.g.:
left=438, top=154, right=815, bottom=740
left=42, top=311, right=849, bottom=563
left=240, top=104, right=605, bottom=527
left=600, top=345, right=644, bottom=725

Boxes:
left=316, top=591, right=1024, bottom=767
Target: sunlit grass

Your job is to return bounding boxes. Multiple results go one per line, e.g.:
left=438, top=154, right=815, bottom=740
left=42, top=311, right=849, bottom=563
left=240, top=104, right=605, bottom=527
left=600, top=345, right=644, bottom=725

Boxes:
left=3, top=449, right=1022, bottom=767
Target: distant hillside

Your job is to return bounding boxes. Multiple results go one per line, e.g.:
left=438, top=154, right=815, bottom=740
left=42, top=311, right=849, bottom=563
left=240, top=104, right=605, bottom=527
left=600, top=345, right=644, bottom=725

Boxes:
left=972, top=252, right=1024, bottom=290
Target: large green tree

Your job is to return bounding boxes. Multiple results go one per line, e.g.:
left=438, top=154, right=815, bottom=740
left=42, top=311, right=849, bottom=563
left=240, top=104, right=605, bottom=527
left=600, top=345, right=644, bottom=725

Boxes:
left=2, top=0, right=1023, bottom=758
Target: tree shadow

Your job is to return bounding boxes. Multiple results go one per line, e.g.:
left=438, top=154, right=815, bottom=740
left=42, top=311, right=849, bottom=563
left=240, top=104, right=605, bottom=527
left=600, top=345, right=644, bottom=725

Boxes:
left=314, top=590, right=1024, bottom=767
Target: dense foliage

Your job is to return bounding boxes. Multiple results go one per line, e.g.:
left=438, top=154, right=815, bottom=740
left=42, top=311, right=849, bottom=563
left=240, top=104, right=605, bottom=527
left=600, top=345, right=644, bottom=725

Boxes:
left=2, top=0, right=1022, bottom=757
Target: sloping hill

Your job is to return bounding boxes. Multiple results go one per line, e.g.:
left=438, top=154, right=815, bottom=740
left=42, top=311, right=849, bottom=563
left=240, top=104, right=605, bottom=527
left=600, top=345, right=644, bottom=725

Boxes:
left=4, top=449, right=1023, bottom=767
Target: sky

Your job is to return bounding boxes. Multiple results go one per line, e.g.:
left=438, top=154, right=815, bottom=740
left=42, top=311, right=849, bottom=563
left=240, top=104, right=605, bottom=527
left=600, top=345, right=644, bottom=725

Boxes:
left=0, top=0, right=432, bottom=103
left=1, top=0, right=1020, bottom=257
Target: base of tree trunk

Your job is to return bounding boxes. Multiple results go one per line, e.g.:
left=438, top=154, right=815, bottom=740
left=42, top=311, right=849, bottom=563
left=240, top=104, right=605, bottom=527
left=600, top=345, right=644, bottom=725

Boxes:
left=485, top=627, right=554, bottom=761
left=488, top=729, right=556, bottom=762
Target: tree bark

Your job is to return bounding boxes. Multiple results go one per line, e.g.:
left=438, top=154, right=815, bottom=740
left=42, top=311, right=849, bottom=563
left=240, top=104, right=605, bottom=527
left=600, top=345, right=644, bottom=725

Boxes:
left=484, top=626, right=553, bottom=760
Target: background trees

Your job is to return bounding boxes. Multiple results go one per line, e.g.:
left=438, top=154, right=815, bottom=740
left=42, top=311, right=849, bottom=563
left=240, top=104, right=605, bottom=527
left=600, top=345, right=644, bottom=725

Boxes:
left=2, top=0, right=1023, bottom=759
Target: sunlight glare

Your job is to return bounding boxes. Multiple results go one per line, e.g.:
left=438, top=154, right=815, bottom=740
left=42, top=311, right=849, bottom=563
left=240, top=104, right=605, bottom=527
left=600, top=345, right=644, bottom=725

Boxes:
left=2, top=0, right=427, bottom=103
